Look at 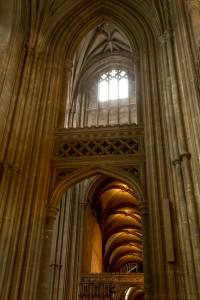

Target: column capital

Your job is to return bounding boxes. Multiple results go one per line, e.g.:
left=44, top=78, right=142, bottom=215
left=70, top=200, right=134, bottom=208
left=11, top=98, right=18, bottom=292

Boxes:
left=186, top=0, right=200, bottom=12
left=25, top=43, right=42, bottom=58
left=11, top=165, right=20, bottom=174
left=63, top=59, right=73, bottom=71
left=172, top=152, right=191, bottom=165
left=180, top=152, right=191, bottom=160
left=0, top=161, right=20, bottom=173
left=172, top=157, right=182, bottom=166
left=46, top=205, right=59, bottom=219
left=132, top=52, right=140, bottom=63
left=138, top=202, right=148, bottom=215
left=159, top=30, right=174, bottom=45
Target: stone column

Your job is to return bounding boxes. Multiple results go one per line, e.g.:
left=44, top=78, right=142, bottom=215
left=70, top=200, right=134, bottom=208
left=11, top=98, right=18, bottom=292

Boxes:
left=49, top=189, right=75, bottom=300
left=138, top=202, right=151, bottom=299
left=172, top=158, right=198, bottom=299
left=164, top=31, right=200, bottom=297
left=65, top=185, right=80, bottom=300
left=0, top=44, right=44, bottom=299
left=132, top=53, right=143, bottom=123
left=76, top=202, right=86, bottom=299
left=69, top=108, right=76, bottom=128
left=37, top=206, right=59, bottom=300
left=57, top=59, right=73, bottom=128
left=160, top=30, right=199, bottom=299
left=186, top=0, right=200, bottom=47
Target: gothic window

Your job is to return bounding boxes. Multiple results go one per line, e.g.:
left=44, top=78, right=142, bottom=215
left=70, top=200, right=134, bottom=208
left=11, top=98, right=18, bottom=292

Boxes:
left=99, top=69, right=128, bottom=101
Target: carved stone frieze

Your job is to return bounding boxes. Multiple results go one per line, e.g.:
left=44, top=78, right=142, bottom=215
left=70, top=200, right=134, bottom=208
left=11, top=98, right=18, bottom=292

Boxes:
left=54, top=124, right=144, bottom=158
left=80, top=273, right=144, bottom=298
left=57, top=137, right=139, bottom=157
left=51, top=125, right=145, bottom=190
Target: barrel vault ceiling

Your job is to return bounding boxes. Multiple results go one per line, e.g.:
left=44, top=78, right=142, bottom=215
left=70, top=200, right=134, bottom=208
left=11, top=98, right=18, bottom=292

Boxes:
left=88, top=176, right=142, bottom=273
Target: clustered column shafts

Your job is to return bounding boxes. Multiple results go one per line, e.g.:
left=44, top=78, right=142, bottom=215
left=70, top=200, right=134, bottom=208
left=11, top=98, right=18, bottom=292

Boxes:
left=160, top=29, right=200, bottom=299
left=57, top=59, right=73, bottom=128
left=160, top=31, right=194, bottom=299
left=37, top=206, right=59, bottom=300
left=0, top=33, right=65, bottom=299
left=141, top=48, right=167, bottom=298
left=49, top=189, right=74, bottom=300
left=133, top=53, right=143, bottom=124
left=47, top=183, right=86, bottom=300
left=138, top=202, right=151, bottom=299
left=0, top=45, right=42, bottom=299
left=76, top=201, right=86, bottom=299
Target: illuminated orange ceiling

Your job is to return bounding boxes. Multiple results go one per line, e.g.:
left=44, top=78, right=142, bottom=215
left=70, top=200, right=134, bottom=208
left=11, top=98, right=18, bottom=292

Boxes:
left=88, top=176, right=143, bottom=272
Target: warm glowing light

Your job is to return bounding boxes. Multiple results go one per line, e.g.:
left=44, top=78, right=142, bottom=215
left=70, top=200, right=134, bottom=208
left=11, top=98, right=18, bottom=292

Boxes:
left=99, top=69, right=129, bottom=101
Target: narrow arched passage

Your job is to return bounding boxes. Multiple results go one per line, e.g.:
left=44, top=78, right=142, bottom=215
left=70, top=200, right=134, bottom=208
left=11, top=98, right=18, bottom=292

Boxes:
left=48, top=173, right=145, bottom=300
left=50, top=165, right=144, bottom=208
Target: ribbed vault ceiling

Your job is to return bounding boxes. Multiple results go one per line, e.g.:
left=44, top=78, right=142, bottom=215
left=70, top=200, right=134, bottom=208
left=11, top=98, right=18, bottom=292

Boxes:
left=35, top=0, right=162, bottom=52
left=89, top=176, right=142, bottom=273
left=71, top=22, right=133, bottom=97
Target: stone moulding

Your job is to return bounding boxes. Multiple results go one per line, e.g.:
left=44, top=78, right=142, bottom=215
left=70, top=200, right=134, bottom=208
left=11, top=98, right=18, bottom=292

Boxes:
left=53, top=124, right=144, bottom=158
left=50, top=124, right=145, bottom=193
left=80, top=272, right=144, bottom=282
left=80, top=273, right=144, bottom=298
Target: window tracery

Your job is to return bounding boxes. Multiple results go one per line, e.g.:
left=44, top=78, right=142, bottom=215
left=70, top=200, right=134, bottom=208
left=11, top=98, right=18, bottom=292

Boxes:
left=99, top=69, right=129, bottom=101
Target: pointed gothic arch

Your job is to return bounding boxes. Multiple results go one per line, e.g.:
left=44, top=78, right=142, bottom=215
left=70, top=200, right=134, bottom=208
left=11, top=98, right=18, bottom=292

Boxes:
left=50, top=165, right=144, bottom=208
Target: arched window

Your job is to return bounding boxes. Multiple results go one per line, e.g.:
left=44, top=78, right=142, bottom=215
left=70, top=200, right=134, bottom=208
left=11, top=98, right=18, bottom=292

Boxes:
left=99, top=69, right=129, bottom=101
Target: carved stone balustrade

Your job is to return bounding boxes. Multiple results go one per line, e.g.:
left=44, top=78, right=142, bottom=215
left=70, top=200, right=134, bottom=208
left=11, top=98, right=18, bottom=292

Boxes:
left=51, top=124, right=145, bottom=189
left=80, top=273, right=144, bottom=300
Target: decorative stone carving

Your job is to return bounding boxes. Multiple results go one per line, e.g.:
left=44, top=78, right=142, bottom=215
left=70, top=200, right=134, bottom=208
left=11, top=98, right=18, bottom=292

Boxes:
left=54, top=124, right=144, bottom=158
left=50, top=125, right=145, bottom=190
left=80, top=273, right=144, bottom=299
left=25, top=43, right=41, bottom=58
left=122, top=167, right=140, bottom=178
left=56, top=169, right=74, bottom=181
left=57, top=137, right=139, bottom=157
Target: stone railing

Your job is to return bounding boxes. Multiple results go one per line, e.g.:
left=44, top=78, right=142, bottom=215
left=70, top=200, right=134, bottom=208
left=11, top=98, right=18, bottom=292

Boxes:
left=79, top=273, right=144, bottom=300
left=54, top=124, right=144, bottom=158
left=51, top=125, right=145, bottom=188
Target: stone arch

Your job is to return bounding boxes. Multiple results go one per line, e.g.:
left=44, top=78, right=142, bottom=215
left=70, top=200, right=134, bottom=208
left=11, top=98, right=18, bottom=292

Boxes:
left=38, top=0, right=162, bottom=60
left=50, top=165, right=144, bottom=208
left=119, top=285, right=144, bottom=300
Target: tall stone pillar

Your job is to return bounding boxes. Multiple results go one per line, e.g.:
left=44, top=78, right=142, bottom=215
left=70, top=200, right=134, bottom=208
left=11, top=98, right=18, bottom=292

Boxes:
left=57, top=59, right=73, bottom=128
left=165, top=31, right=200, bottom=297
left=138, top=202, right=151, bottom=299
left=160, top=29, right=200, bottom=299
left=49, top=188, right=75, bottom=300
left=37, top=206, right=58, bottom=300
left=76, top=201, right=87, bottom=299
left=0, top=43, right=48, bottom=300
left=132, top=53, right=143, bottom=123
